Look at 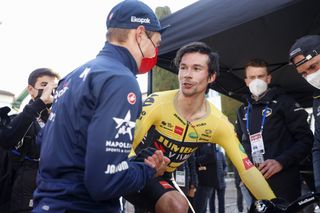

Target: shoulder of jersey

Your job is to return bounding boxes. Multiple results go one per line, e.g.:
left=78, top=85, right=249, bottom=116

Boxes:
left=152, top=89, right=178, bottom=103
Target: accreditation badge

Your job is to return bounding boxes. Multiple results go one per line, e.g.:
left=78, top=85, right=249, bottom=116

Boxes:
left=175, top=170, right=186, bottom=187
left=249, top=132, right=265, bottom=165
left=249, top=132, right=265, bottom=154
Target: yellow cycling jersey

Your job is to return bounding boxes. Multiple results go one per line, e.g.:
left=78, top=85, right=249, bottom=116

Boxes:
left=130, top=90, right=275, bottom=200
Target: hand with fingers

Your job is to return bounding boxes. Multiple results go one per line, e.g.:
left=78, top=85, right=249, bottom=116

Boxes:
left=40, top=82, right=58, bottom=105
left=130, top=147, right=170, bottom=177
left=258, top=159, right=283, bottom=179
left=144, top=150, right=170, bottom=177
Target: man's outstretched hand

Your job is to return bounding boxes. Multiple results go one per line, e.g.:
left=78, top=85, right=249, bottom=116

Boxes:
left=130, top=147, right=170, bottom=177
left=144, top=150, right=170, bottom=177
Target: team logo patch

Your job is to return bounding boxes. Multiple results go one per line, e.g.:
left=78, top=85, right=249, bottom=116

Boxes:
left=174, top=126, right=184, bottom=135
left=243, top=157, right=253, bottom=170
left=262, top=107, right=272, bottom=117
left=127, top=92, right=136, bottom=105
left=159, top=181, right=173, bottom=189
left=113, top=110, right=135, bottom=140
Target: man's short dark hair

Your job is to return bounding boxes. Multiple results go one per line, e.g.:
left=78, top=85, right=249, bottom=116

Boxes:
left=174, top=42, right=220, bottom=78
left=244, top=58, right=270, bottom=77
left=28, top=68, right=60, bottom=87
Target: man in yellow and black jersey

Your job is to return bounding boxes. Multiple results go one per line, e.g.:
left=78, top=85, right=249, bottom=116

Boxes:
left=124, top=42, right=276, bottom=213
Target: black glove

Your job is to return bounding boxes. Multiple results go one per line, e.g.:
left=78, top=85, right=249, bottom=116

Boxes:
left=129, top=147, right=157, bottom=162
left=250, top=198, right=289, bottom=213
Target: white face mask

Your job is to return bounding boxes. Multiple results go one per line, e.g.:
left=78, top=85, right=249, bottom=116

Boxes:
left=248, top=79, right=268, bottom=97
left=303, top=69, right=320, bottom=89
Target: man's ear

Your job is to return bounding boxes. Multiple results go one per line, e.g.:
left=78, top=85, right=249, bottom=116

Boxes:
left=267, top=74, right=272, bottom=84
left=27, top=85, right=36, bottom=99
left=135, top=25, right=145, bottom=43
left=208, top=73, right=216, bottom=84
left=244, top=78, right=250, bottom=87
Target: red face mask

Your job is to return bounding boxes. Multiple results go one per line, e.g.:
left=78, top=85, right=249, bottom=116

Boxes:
left=138, top=47, right=158, bottom=74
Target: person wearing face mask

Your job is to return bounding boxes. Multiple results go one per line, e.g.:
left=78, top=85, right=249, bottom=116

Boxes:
left=235, top=58, right=313, bottom=204
left=32, top=1, right=170, bottom=213
left=289, top=35, right=320, bottom=194
left=0, top=68, right=59, bottom=212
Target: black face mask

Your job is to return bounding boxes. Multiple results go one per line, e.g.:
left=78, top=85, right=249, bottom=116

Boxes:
left=35, top=89, right=43, bottom=100
left=34, top=89, right=53, bottom=109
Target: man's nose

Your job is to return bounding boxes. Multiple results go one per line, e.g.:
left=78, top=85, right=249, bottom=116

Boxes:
left=183, top=68, right=192, bottom=76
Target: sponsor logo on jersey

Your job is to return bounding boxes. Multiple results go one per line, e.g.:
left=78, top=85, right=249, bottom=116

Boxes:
left=48, top=112, right=56, bottom=122
left=105, top=141, right=132, bottom=149
left=160, top=121, right=173, bottom=131
left=200, top=133, right=211, bottom=138
left=157, top=135, right=197, bottom=154
left=127, top=92, right=136, bottom=105
left=154, top=141, right=166, bottom=153
left=205, top=129, right=212, bottom=134
left=79, top=67, right=91, bottom=81
left=105, top=161, right=129, bottom=174
left=174, top=126, right=184, bottom=135
left=113, top=110, right=135, bottom=140
left=143, top=94, right=158, bottom=107
left=105, top=140, right=131, bottom=153
left=54, top=80, right=70, bottom=103
left=243, top=157, right=253, bottom=170
left=196, top=122, right=206, bottom=127
left=159, top=180, right=173, bottom=189
left=138, top=111, right=146, bottom=120
left=188, top=132, right=198, bottom=139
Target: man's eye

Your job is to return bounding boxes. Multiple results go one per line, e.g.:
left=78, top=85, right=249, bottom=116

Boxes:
left=40, top=82, right=48, bottom=86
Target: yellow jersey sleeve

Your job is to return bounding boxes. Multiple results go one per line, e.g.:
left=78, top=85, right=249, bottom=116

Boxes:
left=212, top=114, right=276, bottom=200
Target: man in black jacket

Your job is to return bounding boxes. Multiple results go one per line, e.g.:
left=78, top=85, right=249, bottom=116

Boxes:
left=235, top=58, right=313, bottom=203
left=0, top=68, right=59, bottom=212
left=193, top=143, right=217, bottom=213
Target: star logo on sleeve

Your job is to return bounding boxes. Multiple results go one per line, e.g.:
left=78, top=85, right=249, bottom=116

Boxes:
left=113, top=110, right=136, bottom=140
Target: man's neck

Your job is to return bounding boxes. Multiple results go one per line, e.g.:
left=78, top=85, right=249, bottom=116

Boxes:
left=175, top=91, right=208, bottom=122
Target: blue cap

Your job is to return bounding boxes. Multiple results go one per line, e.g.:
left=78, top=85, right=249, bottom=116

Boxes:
left=289, top=35, right=320, bottom=67
left=106, top=0, right=169, bottom=33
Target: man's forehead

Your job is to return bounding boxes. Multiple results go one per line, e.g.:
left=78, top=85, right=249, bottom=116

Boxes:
left=246, top=66, right=268, bottom=74
left=36, top=75, right=58, bottom=83
left=292, top=54, right=306, bottom=64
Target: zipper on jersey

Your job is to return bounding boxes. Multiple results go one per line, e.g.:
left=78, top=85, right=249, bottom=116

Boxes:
left=181, top=122, right=190, bottom=142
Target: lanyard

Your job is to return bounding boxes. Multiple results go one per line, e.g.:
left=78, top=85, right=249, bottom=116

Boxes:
left=246, top=103, right=268, bottom=135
